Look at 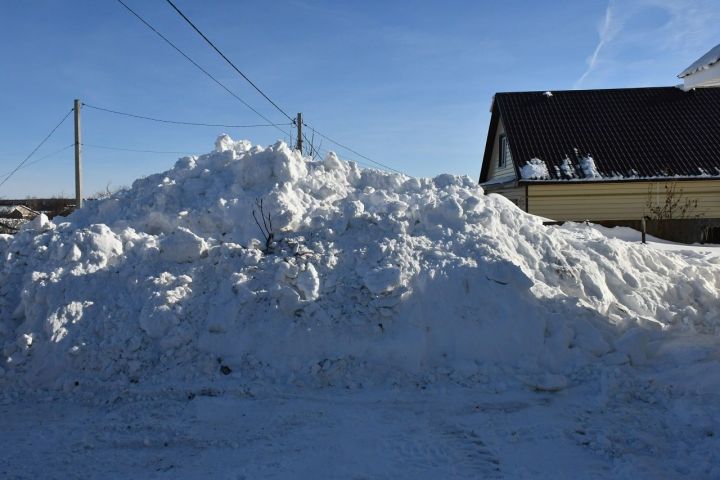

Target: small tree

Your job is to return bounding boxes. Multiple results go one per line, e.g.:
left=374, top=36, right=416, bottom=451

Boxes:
left=252, top=198, right=275, bottom=253
left=644, top=182, right=700, bottom=220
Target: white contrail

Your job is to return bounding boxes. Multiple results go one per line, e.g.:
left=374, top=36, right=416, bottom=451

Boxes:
left=575, top=0, right=616, bottom=88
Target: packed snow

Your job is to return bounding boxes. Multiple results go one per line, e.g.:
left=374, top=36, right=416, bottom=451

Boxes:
left=560, top=157, right=577, bottom=178
left=520, top=157, right=550, bottom=180
left=579, top=155, right=601, bottom=178
left=1, top=136, right=720, bottom=478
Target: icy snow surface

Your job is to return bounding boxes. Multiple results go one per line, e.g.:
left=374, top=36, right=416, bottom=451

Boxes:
left=1, top=136, right=720, bottom=478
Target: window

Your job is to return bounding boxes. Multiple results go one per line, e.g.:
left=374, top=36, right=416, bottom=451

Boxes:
left=499, top=134, right=512, bottom=168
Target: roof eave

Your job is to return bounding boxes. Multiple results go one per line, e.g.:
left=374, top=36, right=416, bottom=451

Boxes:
left=519, top=176, right=720, bottom=185
left=478, top=99, right=500, bottom=183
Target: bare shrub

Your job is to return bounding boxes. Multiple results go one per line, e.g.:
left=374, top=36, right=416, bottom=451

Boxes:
left=645, top=182, right=700, bottom=220
left=252, top=198, right=275, bottom=253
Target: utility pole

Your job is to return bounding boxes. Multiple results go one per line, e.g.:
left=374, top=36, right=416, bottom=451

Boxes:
left=74, top=99, right=82, bottom=209
left=295, top=112, right=302, bottom=153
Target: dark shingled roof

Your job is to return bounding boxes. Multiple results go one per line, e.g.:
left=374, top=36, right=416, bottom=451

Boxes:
left=480, top=87, right=720, bottom=183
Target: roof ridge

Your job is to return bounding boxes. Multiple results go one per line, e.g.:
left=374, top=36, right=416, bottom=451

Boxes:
left=495, top=86, right=679, bottom=95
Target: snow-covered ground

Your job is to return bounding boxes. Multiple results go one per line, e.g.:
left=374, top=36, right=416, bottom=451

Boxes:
left=590, top=223, right=720, bottom=260
left=1, top=137, right=719, bottom=478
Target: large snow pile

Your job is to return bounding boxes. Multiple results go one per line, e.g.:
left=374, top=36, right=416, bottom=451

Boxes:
left=1, top=136, right=719, bottom=392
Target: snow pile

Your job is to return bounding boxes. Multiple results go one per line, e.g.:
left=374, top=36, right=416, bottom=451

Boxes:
left=520, top=158, right=550, bottom=180
left=579, top=155, right=601, bottom=178
left=1, top=136, right=720, bottom=392
left=560, top=157, right=576, bottom=178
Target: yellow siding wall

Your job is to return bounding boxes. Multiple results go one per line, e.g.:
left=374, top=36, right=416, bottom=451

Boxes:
left=485, top=121, right=516, bottom=183
left=528, top=180, right=720, bottom=221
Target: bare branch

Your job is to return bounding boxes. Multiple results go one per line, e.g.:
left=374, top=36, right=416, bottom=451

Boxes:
left=252, top=197, right=275, bottom=253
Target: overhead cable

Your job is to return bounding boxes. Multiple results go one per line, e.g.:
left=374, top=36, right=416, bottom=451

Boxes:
left=0, top=143, right=74, bottom=179
left=83, top=103, right=291, bottom=128
left=83, top=143, right=197, bottom=155
left=0, top=110, right=73, bottom=190
left=307, top=126, right=405, bottom=175
left=115, top=0, right=290, bottom=139
left=118, top=0, right=404, bottom=175
left=164, top=0, right=295, bottom=123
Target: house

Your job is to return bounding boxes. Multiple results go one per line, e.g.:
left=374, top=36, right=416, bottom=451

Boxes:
left=479, top=45, right=720, bottom=241
left=0, top=204, right=39, bottom=235
left=0, top=205, right=39, bottom=220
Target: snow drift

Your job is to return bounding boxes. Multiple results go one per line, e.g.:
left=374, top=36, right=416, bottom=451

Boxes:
left=1, top=136, right=719, bottom=391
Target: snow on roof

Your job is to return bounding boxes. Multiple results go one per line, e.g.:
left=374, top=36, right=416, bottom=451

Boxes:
left=520, top=158, right=549, bottom=180
left=678, top=43, right=720, bottom=78
left=578, top=155, right=601, bottom=178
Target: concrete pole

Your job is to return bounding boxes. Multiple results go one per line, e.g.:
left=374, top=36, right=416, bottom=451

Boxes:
left=296, top=112, right=303, bottom=153
left=74, top=99, right=82, bottom=209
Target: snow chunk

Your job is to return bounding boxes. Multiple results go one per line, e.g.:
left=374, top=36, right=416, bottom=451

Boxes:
left=25, top=213, right=53, bottom=231
left=159, top=227, right=208, bottom=263
left=215, top=134, right=252, bottom=155
left=364, top=266, right=403, bottom=294
left=215, top=134, right=234, bottom=153
left=560, top=157, right=577, bottom=178
left=295, top=263, right=320, bottom=301
left=521, top=158, right=550, bottom=180
left=579, top=155, right=601, bottom=178
left=323, top=152, right=343, bottom=171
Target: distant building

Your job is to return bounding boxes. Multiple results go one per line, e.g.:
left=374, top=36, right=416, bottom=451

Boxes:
left=0, top=204, right=39, bottom=234
left=479, top=45, right=720, bottom=242
left=0, top=205, right=39, bottom=220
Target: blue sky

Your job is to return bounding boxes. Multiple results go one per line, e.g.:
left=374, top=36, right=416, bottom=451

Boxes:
left=0, top=0, right=718, bottom=198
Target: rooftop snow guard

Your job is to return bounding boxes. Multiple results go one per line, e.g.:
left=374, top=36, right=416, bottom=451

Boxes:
left=1, top=135, right=719, bottom=391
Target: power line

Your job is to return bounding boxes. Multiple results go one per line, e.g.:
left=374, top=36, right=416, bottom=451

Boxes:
left=83, top=143, right=197, bottom=155
left=0, top=110, right=73, bottom=190
left=306, top=125, right=405, bottom=175
left=0, top=143, right=74, bottom=179
left=300, top=130, right=387, bottom=171
left=164, top=0, right=295, bottom=123
left=300, top=132, right=320, bottom=160
left=115, top=0, right=290, bottom=140
left=311, top=145, right=379, bottom=171
left=119, top=0, right=404, bottom=175
left=83, top=103, right=292, bottom=129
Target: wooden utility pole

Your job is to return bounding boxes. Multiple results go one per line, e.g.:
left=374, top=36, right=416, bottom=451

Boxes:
left=295, top=112, right=303, bottom=152
left=73, top=99, right=82, bottom=209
